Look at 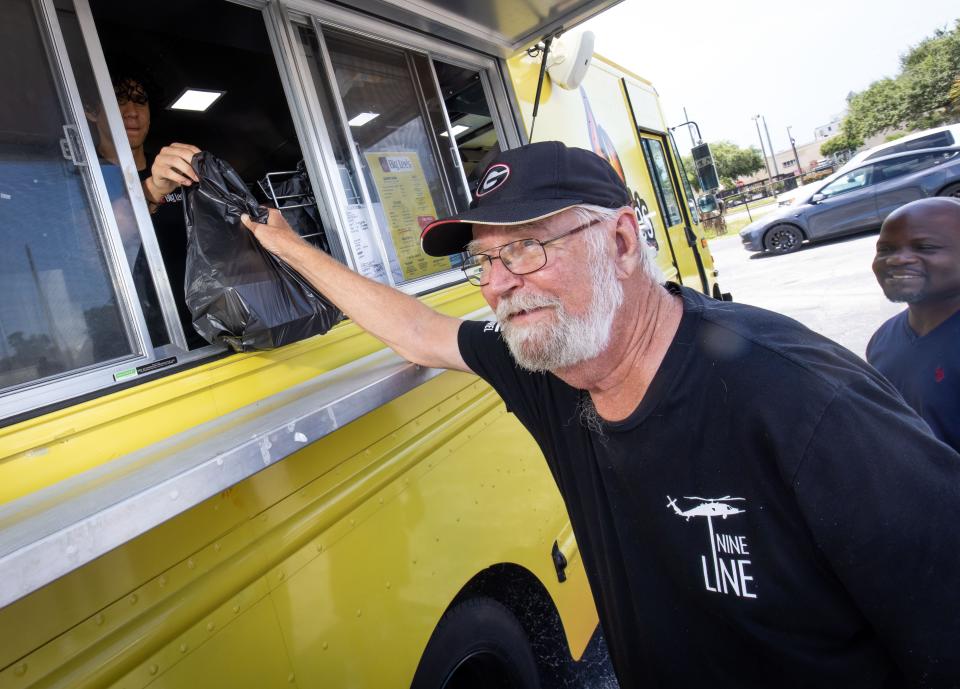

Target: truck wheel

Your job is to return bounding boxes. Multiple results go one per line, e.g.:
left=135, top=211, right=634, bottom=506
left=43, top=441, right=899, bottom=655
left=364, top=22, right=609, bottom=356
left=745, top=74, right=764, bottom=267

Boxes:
left=763, top=224, right=803, bottom=254
left=938, top=183, right=960, bottom=198
left=410, top=597, right=540, bottom=689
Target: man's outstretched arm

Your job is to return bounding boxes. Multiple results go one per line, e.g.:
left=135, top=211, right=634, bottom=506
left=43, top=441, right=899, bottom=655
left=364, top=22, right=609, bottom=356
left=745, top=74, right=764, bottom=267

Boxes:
left=242, top=209, right=470, bottom=373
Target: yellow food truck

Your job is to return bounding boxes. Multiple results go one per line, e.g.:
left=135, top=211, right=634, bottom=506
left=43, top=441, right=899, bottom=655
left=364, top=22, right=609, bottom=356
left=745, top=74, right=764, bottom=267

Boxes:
left=0, top=1, right=722, bottom=687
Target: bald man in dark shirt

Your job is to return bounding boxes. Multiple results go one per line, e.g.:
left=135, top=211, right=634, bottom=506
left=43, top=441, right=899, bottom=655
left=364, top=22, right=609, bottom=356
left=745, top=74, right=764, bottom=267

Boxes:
left=867, top=197, right=960, bottom=451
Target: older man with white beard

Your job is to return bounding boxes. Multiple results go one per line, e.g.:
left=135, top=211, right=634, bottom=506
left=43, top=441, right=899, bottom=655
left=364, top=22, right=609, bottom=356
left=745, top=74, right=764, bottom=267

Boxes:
left=243, top=141, right=960, bottom=689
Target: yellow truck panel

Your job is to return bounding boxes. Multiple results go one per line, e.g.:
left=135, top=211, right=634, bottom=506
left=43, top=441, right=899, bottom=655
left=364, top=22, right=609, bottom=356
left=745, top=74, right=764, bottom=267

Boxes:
left=1, top=3, right=725, bottom=687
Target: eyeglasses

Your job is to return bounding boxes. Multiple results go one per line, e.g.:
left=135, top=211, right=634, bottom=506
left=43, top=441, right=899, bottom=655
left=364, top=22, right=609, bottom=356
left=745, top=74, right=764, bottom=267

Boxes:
left=461, top=217, right=605, bottom=286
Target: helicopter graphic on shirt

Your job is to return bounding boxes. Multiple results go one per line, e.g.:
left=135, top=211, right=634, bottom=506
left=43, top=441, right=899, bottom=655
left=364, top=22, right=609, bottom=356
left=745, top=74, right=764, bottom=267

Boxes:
left=666, top=495, right=746, bottom=521
left=666, top=495, right=757, bottom=598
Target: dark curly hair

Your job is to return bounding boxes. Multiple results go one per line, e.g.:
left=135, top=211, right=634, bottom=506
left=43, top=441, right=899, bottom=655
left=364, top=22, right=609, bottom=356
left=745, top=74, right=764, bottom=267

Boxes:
left=103, top=54, right=165, bottom=107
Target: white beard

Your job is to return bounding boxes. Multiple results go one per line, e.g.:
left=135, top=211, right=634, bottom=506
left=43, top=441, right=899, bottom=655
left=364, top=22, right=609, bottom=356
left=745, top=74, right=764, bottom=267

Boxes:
left=496, top=251, right=624, bottom=372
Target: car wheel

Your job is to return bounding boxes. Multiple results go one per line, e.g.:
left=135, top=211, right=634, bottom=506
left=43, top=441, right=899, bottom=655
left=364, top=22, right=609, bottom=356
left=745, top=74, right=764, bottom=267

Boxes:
left=763, top=225, right=803, bottom=254
left=938, top=182, right=960, bottom=198
left=410, top=597, right=541, bottom=689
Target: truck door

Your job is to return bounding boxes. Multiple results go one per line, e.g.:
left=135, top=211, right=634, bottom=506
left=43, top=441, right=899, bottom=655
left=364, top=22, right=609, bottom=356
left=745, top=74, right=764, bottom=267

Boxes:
left=639, top=133, right=708, bottom=290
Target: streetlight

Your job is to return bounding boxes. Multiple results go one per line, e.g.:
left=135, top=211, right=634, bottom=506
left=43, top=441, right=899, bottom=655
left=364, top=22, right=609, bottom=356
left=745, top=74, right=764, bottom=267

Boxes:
left=683, top=107, right=696, bottom=147
left=787, top=125, right=801, bottom=174
left=752, top=115, right=774, bottom=182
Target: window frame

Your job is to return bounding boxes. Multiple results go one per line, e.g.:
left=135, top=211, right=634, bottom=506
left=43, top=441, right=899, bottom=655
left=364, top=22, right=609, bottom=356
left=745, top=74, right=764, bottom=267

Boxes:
left=641, top=136, right=684, bottom=229
left=1, top=0, right=166, bottom=421
left=272, top=0, right=523, bottom=296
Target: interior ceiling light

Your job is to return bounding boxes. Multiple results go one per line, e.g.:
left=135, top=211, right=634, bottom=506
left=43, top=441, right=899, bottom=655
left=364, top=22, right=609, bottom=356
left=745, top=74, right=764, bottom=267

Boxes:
left=440, top=124, right=470, bottom=138
left=348, top=112, right=380, bottom=127
left=168, top=89, right=225, bottom=112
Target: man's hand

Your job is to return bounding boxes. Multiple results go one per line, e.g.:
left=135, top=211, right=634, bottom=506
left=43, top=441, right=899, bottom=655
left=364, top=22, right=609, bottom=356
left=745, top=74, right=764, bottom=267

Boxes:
left=241, top=208, right=309, bottom=263
left=145, top=143, right=201, bottom=202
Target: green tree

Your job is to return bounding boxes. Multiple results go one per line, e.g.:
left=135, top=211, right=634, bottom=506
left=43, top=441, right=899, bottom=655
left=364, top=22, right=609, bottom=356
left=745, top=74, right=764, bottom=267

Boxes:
left=843, top=78, right=906, bottom=141
left=841, top=20, right=960, bottom=139
left=820, top=132, right=861, bottom=158
left=900, top=23, right=960, bottom=128
left=681, top=155, right=702, bottom=193
left=709, top=141, right=763, bottom=186
left=950, top=76, right=960, bottom=105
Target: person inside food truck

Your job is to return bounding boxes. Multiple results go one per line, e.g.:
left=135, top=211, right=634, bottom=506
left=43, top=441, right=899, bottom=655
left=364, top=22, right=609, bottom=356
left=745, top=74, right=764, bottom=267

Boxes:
left=86, top=65, right=205, bottom=348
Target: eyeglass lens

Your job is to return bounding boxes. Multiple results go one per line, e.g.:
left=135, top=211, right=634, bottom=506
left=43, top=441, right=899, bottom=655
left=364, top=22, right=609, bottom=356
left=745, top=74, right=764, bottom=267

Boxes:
left=464, top=239, right=547, bottom=285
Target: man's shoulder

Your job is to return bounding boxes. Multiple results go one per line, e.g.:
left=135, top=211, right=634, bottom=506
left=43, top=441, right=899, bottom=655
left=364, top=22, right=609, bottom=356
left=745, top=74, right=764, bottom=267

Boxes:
left=458, top=318, right=506, bottom=352
left=678, top=284, right=832, bottom=353
left=675, top=285, right=877, bottom=391
left=458, top=319, right=535, bottom=383
left=872, top=309, right=908, bottom=338
left=865, top=310, right=909, bottom=364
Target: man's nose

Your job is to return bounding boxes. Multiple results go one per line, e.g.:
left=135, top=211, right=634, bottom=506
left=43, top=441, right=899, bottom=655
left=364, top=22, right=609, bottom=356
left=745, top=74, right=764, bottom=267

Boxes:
left=481, top=258, right=523, bottom=298
left=885, top=249, right=917, bottom=265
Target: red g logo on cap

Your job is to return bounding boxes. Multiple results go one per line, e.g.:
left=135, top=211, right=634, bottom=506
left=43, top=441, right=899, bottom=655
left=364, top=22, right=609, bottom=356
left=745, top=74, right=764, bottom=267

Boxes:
left=477, top=163, right=510, bottom=197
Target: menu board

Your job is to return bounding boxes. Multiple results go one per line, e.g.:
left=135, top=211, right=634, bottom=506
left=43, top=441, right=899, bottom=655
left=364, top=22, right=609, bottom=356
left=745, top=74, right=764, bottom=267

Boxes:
left=364, top=151, right=453, bottom=281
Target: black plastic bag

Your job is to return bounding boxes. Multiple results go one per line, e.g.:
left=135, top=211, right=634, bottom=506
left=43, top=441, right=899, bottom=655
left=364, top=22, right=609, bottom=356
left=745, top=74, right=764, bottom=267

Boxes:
left=183, top=151, right=342, bottom=351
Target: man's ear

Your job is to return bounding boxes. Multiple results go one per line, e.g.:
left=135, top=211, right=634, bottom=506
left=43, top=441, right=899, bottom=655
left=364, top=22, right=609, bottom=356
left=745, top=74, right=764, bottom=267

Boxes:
left=612, top=209, right=641, bottom=278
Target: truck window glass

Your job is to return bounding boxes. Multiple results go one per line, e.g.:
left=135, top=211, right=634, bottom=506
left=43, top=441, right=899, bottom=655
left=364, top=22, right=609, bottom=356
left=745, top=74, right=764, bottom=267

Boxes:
left=57, top=3, right=172, bottom=349
left=294, top=24, right=391, bottom=283
left=432, top=60, right=502, bottom=195
left=641, top=138, right=684, bottom=227
left=322, top=29, right=464, bottom=285
left=85, top=0, right=328, bottom=351
left=1, top=0, right=136, bottom=395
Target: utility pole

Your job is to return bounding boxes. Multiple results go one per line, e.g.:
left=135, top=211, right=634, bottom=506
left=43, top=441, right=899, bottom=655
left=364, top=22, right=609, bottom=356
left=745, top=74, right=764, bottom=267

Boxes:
left=683, top=107, right=695, bottom=147
left=752, top=115, right=773, bottom=182
left=787, top=125, right=801, bottom=173
left=761, top=115, right=777, bottom=181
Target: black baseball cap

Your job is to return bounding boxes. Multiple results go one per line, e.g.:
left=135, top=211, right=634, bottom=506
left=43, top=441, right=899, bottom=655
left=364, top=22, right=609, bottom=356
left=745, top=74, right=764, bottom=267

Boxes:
left=420, top=141, right=630, bottom=257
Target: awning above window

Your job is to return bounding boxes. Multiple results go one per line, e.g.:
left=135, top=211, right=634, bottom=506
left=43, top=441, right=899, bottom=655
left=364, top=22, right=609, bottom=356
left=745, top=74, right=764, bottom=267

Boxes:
left=338, top=0, right=622, bottom=56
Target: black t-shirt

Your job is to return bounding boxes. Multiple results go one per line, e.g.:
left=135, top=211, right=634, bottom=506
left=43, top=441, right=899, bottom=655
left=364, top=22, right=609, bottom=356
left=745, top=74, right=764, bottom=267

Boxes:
left=458, top=284, right=960, bottom=688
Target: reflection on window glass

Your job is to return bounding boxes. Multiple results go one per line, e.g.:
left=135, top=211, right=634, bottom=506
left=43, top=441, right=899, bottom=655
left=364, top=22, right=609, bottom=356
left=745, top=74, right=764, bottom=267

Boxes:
left=822, top=169, right=871, bottom=196
left=432, top=60, right=500, bottom=197
left=875, top=152, right=950, bottom=182
left=325, top=30, right=457, bottom=284
left=669, top=134, right=699, bottom=225
left=0, top=0, right=134, bottom=393
left=297, top=25, right=388, bottom=283
left=58, top=3, right=170, bottom=347
left=642, top=138, right=683, bottom=227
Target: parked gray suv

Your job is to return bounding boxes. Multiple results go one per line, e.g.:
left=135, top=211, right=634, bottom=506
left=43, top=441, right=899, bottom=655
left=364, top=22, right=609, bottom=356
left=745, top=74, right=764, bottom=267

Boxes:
left=740, top=146, right=960, bottom=253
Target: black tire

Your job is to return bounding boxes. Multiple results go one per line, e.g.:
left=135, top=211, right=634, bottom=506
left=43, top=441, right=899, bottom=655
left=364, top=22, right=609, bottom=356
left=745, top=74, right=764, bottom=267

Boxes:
left=763, top=224, right=803, bottom=254
left=411, top=597, right=540, bottom=689
left=938, top=182, right=960, bottom=198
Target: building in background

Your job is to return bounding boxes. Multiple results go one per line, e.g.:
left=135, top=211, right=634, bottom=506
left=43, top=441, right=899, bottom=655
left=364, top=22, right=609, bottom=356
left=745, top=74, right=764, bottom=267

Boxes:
left=815, top=111, right=846, bottom=140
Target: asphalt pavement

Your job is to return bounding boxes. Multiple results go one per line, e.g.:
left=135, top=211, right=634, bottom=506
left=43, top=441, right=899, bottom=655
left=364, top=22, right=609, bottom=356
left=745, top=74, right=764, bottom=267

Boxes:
left=708, top=229, right=904, bottom=358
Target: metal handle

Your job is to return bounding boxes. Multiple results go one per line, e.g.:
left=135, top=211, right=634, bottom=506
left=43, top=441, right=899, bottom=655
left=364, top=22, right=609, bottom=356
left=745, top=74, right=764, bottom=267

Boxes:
left=59, top=124, right=87, bottom=167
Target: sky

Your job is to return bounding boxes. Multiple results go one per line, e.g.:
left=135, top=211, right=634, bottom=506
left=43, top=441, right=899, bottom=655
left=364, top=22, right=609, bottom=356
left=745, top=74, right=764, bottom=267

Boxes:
left=580, top=0, right=960, bottom=157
